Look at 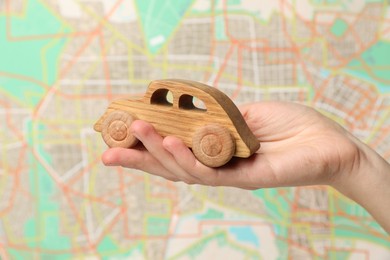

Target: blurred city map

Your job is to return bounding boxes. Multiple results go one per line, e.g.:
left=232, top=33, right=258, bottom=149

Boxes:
left=0, top=0, right=390, bottom=259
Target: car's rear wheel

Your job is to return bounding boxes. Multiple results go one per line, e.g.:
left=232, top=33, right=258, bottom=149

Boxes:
left=101, top=111, right=138, bottom=148
left=192, top=124, right=235, bottom=167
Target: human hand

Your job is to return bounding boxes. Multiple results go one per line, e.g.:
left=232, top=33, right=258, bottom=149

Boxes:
left=101, top=101, right=360, bottom=190
left=102, top=101, right=390, bottom=233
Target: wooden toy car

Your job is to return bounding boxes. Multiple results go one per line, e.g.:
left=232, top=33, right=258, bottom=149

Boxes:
left=94, top=79, right=260, bottom=167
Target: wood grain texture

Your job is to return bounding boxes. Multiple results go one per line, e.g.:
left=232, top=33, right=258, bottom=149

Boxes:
left=94, top=79, right=260, bottom=167
left=192, top=124, right=235, bottom=167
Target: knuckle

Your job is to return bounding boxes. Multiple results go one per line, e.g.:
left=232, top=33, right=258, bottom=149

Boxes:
left=195, top=173, right=218, bottom=187
left=132, top=155, right=146, bottom=169
left=166, top=177, right=180, bottom=182
left=182, top=178, right=197, bottom=185
left=204, top=178, right=218, bottom=187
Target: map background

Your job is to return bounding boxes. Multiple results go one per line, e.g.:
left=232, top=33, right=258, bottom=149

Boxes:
left=0, top=0, right=389, bottom=259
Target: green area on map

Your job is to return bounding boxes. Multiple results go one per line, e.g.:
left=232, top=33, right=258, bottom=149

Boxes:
left=347, top=41, right=390, bottom=93
left=135, top=0, right=194, bottom=54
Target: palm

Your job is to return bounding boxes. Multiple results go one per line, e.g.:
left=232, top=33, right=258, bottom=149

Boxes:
left=233, top=102, right=355, bottom=188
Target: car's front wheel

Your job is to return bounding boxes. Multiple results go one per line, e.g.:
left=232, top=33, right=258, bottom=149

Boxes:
left=192, top=124, right=235, bottom=167
left=101, top=110, right=138, bottom=148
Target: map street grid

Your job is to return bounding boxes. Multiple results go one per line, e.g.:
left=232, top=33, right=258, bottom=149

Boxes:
left=0, top=0, right=389, bottom=259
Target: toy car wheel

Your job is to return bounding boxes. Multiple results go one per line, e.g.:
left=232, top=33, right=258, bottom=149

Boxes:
left=192, top=124, right=235, bottom=167
left=101, top=111, right=138, bottom=148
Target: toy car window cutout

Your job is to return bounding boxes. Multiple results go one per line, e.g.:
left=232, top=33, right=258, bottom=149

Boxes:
left=150, top=88, right=173, bottom=106
left=178, top=94, right=207, bottom=111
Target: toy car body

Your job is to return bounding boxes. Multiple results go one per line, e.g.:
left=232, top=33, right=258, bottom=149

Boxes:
left=94, top=79, right=260, bottom=167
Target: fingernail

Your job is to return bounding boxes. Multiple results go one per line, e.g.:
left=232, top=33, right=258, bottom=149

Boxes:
left=103, top=161, right=115, bottom=166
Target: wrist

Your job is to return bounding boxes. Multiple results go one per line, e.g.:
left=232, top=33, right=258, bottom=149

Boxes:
left=331, top=135, right=390, bottom=234
left=330, top=134, right=367, bottom=199
left=332, top=137, right=387, bottom=200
